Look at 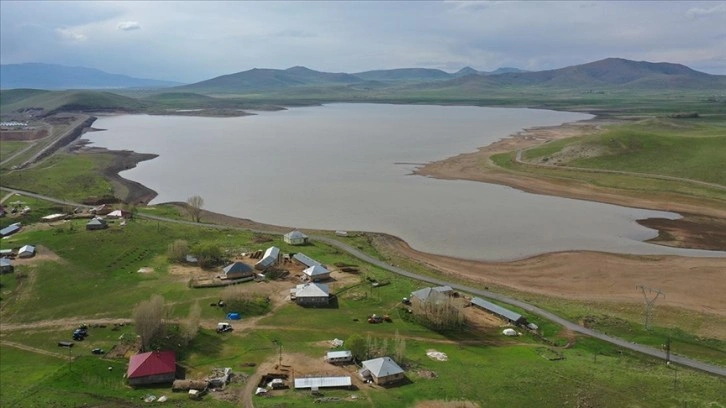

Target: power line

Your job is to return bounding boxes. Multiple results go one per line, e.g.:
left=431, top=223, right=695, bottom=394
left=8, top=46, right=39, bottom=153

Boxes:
left=636, top=285, right=664, bottom=330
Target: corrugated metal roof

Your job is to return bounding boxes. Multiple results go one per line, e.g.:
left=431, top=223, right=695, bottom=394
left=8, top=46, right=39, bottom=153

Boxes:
left=0, top=223, right=21, bottom=236
left=361, top=357, right=404, bottom=377
left=294, top=376, right=351, bottom=389
left=292, top=253, right=321, bottom=267
left=127, top=351, right=176, bottom=379
left=255, top=246, right=280, bottom=269
left=471, top=297, right=523, bottom=323
left=19, top=245, right=35, bottom=254
left=326, top=350, right=352, bottom=359
left=285, top=230, right=308, bottom=239
left=295, top=283, right=329, bottom=297
left=303, top=265, right=329, bottom=277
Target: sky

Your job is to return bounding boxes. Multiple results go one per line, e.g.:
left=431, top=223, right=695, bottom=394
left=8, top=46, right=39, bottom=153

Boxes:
left=1, top=1, right=725, bottom=83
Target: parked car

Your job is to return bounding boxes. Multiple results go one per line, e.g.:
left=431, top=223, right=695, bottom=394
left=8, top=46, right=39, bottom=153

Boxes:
left=216, top=322, right=233, bottom=333
left=91, top=348, right=105, bottom=355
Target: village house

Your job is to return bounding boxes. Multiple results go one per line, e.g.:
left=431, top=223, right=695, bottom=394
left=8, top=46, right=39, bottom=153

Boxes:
left=291, top=282, right=330, bottom=306
left=221, top=261, right=255, bottom=280
left=254, top=246, right=280, bottom=270
left=284, top=230, right=309, bottom=245
left=303, top=265, right=331, bottom=282
left=359, top=356, right=405, bottom=385
left=86, top=217, right=108, bottom=231
left=0, top=223, right=21, bottom=237
left=126, top=351, right=176, bottom=386
left=18, top=245, right=35, bottom=258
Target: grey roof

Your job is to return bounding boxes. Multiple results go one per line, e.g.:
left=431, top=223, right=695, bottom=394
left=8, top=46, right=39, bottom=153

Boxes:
left=303, top=265, right=329, bottom=277
left=87, top=217, right=107, bottom=226
left=0, top=258, right=12, bottom=267
left=294, top=376, right=351, bottom=389
left=471, top=297, right=523, bottom=323
left=0, top=223, right=21, bottom=237
left=411, top=286, right=452, bottom=302
left=292, top=253, right=322, bottom=268
left=285, top=230, right=308, bottom=239
left=223, top=262, right=254, bottom=275
left=326, top=350, right=352, bottom=360
left=361, top=357, right=404, bottom=378
left=19, top=245, right=35, bottom=254
left=295, top=282, right=329, bottom=298
left=255, top=246, right=280, bottom=269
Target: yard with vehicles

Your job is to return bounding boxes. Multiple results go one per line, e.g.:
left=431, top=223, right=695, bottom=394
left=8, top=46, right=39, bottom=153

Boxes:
left=1, top=199, right=725, bottom=407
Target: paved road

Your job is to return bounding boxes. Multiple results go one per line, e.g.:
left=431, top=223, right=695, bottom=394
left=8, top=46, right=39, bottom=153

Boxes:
left=514, top=150, right=726, bottom=191
left=2, top=186, right=725, bottom=377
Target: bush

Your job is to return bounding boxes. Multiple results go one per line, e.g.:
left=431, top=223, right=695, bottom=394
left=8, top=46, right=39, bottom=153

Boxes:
left=220, top=286, right=271, bottom=316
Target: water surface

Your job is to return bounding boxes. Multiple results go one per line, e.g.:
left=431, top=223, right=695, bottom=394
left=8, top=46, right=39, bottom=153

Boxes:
left=88, top=104, right=724, bottom=260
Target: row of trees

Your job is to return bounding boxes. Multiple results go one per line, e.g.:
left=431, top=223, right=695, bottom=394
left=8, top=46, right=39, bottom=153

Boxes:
left=347, top=330, right=406, bottom=363
left=133, top=295, right=202, bottom=351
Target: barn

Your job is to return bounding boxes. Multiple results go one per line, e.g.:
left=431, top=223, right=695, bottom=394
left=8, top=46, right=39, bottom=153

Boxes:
left=470, top=297, right=526, bottom=325
left=255, top=246, right=280, bottom=270
left=127, top=351, right=176, bottom=386
left=18, top=245, right=35, bottom=258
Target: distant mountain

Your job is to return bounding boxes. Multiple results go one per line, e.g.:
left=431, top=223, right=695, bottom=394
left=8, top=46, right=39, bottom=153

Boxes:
left=178, top=66, right=364, bottom=93
left=354, top=68, right=452, bottom=81
left=488, top=67, right=528, bottom=75
left=453, top=67, right=480, bottom=77
left=445, top=58, right=724, bottom=90
left=0, top=63, right=183, bottom=90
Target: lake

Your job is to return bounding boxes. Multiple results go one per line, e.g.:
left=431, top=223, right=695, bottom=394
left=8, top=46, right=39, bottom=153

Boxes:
left=87, top=104, right=724, bottom=261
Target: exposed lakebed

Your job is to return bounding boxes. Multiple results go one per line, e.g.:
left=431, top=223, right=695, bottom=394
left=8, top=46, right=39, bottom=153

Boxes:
left=87, top=104, right=725, bottom=260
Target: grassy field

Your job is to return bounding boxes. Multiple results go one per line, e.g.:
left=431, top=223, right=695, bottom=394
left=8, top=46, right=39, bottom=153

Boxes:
left=0, top=140, right=30, bottom=162
left=1, top=195, right=725, bottom=407
left=523, top=116, right=726, bottom=185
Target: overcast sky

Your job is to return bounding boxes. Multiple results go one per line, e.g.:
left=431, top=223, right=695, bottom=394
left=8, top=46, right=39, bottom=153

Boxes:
left=2, top=1, right=725, bottom=83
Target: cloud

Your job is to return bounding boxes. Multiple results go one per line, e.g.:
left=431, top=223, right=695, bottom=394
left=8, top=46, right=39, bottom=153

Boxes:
left=686, top=3, right=726, bottom=19
left=117, top=21, right=141, bottom=31
left=55, top=27, right=87, bottom=42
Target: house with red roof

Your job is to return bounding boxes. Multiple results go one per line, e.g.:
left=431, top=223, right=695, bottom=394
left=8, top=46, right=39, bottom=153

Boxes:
left=126, top=350, right=176, bottom=386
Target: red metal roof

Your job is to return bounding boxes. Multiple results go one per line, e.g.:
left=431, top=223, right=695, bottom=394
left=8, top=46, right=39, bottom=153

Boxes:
left=127, top=351, right=176, bottom=379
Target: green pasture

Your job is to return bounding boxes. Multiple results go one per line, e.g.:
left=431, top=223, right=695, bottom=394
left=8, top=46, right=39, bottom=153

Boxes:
left=0, top=140, right=30, bottom=162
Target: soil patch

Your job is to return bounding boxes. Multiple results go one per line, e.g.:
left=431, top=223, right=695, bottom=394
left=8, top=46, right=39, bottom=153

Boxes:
left=638, top=213, right=726, bottom=251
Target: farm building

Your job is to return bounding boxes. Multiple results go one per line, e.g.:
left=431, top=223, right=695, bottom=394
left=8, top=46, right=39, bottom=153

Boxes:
left=470, top=297, right=526, bottom=325
left=86, top=217, right=108, bottom=230
left=18, top=245, right=35, bottom=258
left=0, top=249, right=13, bottom=257
left=325, top=350, right=353, bottom=364
left=221, top=261, right=255, bottom=280
left=90, top=204, right=113, bottom=215
left=410, top=286, right=453, bottom=303
left=284, top=230, right=308, bottom=245
left=126, top=351, right=176, bottom=386
left=0, top=258, right=13, bottom=274
left=41, top=213, right=67, bottom=222
left=255, top=246, right=280, bottom=270
left=294, top=376, right=352, bottom=390
left=107, top=209, right=132, bottom=219
left=303, top=265, right=330, bottom=282
left=0, top=223, right=21, bottom=237
left=291, top=282, right=330, bottom=306
left=292, top=252, right=322, bottom=268
left=359, top=357, right=405, bottom=385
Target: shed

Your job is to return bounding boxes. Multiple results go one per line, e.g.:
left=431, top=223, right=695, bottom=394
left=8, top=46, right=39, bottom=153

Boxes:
left=293, top=376, right=352, bottom=390
left=86, top=217, right=108, bottom=230
left=359, top=357, right=405, bottom=385
left=255, top=246, right=280, bottom=270
left=292, top=283, right=330, bottom=306
left=292, top=253, right=322, bottom=268
left=0, top=258, right=13, bottom=274
left=470, top=297, right=525, bottom=325
left=283, top=230, right=308, bottom=245
left=107, top=209, right=132, bottom=219
left=41, top=213, right=67, bottom=222
left=18, top=245, right=35, bottom=258
left=303, top=265, right=331, bottom=282
left=127, top=351, right=176, bottom=386
left=0, top=249, right=13, bottom=257
left=221, top=261, right=255, bottom=280
left=0, top=223, right=21, bottom=237
left=325, top=350, right=353, bottom=364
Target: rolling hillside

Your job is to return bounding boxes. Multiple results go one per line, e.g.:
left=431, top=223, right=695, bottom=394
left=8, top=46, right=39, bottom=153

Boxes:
left=0, top=89, right=147, bottom=116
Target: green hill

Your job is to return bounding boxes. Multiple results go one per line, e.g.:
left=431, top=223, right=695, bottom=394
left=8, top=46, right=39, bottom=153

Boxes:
left=1, top=90, right=147, bottom=116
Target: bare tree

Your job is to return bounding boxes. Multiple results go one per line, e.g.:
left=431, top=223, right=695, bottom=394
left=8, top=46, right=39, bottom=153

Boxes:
left=181, top=301, right=201, bottom=345
left=186, top=195, right=204, bottom=223
left=411, top=292, right=465, bottom=331
left=133, top=294, right=166, bottom=351
left=167, top=239, right=190, bottom=263
left=393, top=330, right=406, bottom=362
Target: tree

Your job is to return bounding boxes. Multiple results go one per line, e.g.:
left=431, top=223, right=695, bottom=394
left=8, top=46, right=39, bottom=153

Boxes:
left=347, top=334, right=367, bottom=361
left=167, top=239, right=190, bottom=263
left=186, top=195, right=204, bottom=223
left=181, top=301, right=201, bottom=345
left=193, top=242, right=223, bottom=269
left=133, top=294, right=166, bottom=351
left=393, top=330, right=406, bottom=362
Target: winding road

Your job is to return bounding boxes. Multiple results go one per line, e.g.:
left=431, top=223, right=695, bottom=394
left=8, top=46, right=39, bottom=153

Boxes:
left=1, top=186, right=724, bottom=377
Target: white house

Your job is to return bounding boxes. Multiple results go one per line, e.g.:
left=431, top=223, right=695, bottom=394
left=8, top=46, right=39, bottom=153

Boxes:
left=284, top=230, right=308, bottom=245
left=359, top=357, right=405, bottom=385
left=303, top=265, right=331, bottom=282
left=325, top=350, right=353, bottom=364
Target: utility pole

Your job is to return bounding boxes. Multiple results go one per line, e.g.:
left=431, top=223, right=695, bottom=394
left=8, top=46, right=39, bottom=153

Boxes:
left=665, top=336, right=671, bottom=364
left=636, top=285, right=664, bottom=330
